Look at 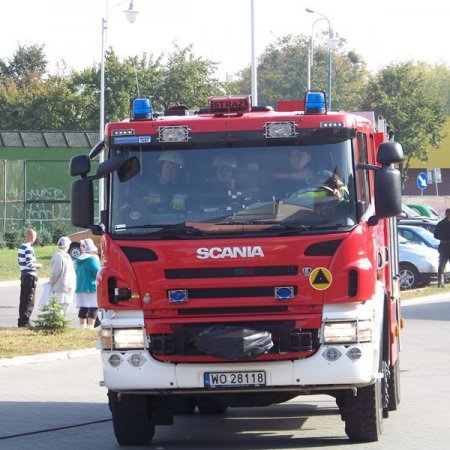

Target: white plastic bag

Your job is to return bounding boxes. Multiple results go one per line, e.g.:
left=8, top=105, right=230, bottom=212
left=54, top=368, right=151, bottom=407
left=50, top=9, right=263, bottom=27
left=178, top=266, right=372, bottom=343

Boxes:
left=39, top=282, right=53, bottom=307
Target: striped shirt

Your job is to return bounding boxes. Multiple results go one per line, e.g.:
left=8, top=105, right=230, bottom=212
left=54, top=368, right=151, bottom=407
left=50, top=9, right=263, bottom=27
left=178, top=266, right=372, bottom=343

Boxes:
left=18, top=243, right=37, bottom=277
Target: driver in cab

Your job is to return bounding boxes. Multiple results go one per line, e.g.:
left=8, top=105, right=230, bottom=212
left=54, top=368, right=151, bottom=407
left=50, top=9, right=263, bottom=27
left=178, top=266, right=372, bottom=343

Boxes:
left=272, top=148, right=347, bottom=200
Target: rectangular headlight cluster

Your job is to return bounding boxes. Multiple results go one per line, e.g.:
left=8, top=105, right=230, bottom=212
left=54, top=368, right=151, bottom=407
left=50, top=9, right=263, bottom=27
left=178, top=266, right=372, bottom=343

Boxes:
left=100, top=328, right=145, bottom=350
left=322, top=320, right=372, bottom=344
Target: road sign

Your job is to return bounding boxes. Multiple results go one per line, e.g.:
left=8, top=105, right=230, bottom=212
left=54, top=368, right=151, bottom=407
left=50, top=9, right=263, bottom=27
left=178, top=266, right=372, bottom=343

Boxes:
left=417, top=172, right=428, bottom=190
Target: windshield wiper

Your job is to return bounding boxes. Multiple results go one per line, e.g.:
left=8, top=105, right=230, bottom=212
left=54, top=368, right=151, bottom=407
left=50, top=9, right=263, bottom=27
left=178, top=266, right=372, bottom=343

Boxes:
left=215, top=220, right=313, bottom=232
left=115, top=223, right=205, bottom=236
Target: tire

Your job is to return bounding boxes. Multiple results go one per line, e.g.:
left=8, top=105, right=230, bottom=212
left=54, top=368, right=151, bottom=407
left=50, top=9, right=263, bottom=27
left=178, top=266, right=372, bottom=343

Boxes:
left=339, top=379, right=383, bottom=442
left=69, top=244, right=81, bottom=260
left=108, top=390, right=155, bottom=445
left=399, top=263, right=420, bottom=290
left=388, top=355, right=401, bottom=411
left=196, top=397, right=228, bottom=414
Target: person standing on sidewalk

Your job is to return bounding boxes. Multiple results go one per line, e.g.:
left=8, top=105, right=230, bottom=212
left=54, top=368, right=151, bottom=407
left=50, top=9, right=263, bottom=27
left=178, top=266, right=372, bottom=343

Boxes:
left=434, top=208, right=450, bottom=287
left=17, top=228, right=42, bottom=327
left=47, top=236, right=76, bottom=315
left=75, top=238, right=100, bottom=328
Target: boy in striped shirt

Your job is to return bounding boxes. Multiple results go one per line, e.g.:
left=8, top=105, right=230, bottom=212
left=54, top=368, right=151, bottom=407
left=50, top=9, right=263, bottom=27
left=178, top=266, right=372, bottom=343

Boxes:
left=17, top=229, right=42, bottom=327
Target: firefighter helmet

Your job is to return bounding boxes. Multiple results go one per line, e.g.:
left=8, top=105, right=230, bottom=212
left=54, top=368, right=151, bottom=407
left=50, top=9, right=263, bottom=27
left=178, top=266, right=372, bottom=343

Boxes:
left=213, top=154, right=237, bottom=169
left=159, top=151, right=184, bottom=168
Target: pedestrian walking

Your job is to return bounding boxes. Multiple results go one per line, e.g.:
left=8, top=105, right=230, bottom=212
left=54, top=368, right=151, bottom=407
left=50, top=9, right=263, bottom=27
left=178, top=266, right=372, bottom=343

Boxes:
left=434, top=208, right=450, bottom=287
left=17, top=228, right=42, bottom=327
left=44, top=236, right=76, bottom=315
left=75, top=238, right=100, bottom=328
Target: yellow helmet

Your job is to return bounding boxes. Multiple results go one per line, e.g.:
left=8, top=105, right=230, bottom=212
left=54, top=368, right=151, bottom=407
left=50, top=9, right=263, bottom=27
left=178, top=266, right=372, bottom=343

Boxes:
left=213, top=154, right=237, bottom=169
left=159, top=151, right=184, bottom=168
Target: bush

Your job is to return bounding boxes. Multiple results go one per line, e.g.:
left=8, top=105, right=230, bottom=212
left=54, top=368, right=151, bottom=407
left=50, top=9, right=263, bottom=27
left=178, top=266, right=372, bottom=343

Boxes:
left=37, top=228, right=53, bottom=246
left=33, top=293, right=70, bottom=334
left=50, top=221, right=74, bottom=243
left=4, top=224, right=22, bottom=249
left=0, top=232, right=6, bottom=249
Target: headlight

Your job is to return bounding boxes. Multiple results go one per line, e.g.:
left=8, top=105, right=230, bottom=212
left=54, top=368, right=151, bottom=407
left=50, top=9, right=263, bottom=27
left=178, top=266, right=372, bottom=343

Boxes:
left=322, top=320, right=372, bottom=344
left=101, top=328, right=145, bottom=350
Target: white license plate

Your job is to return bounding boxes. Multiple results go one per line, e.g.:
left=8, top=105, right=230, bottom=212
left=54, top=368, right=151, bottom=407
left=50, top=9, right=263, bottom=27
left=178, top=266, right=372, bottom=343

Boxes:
left=204, top=371, right=266, bottom=388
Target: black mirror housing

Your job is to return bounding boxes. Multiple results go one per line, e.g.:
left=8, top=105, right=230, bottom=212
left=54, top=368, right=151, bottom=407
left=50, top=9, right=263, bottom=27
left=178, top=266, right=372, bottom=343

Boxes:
left=71, top=179, right=94, bottom=228
left=70, top=154, right=91, bottom=177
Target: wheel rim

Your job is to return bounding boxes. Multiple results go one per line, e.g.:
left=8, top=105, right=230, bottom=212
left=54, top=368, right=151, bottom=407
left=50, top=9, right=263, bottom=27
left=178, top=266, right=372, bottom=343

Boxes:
left=399, top=268, right=415, bottom=289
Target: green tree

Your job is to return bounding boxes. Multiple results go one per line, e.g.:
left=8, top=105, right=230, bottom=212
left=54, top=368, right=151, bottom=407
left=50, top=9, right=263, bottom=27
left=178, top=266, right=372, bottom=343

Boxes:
left=0, top=43, right=48, bottom=86
left=361, top=62, right=447, bottom=184
left=423, top=63, right=450, bottom=115
left=235, top=34, right=369, bottom=110
left=151, top=44, right=228, bottom=111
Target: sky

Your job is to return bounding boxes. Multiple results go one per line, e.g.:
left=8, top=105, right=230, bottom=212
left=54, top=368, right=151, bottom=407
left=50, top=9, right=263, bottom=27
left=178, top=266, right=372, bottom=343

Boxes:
left=1, top=0, right=449, bottom=82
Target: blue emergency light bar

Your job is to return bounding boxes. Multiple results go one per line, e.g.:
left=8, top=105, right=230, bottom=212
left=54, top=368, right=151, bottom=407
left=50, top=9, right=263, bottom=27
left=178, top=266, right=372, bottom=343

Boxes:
left=132, top=98, right=152, bottom=120
left=304, top=91, right=327, bottom=115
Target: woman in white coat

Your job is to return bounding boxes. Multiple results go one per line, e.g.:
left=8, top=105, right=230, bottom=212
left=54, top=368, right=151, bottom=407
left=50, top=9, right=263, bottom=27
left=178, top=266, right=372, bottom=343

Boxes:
left=48, top=236, right=76, bottom=315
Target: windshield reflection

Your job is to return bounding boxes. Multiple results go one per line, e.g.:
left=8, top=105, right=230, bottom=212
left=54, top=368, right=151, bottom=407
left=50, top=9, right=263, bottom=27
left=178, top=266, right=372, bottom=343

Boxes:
left=110, top=143, right=357, bottom=237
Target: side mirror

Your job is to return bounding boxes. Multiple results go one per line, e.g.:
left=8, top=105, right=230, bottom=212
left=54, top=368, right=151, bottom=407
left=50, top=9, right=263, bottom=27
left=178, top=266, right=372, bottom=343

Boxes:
left=374, top=165, right=402, bottom=218
left=377, top=141, right=404, bottom=165
left=70, top=154, right=91, bottom=178
left=71, top=179, right=94, bottom=228
left=118, top=156, right=140, bottom=182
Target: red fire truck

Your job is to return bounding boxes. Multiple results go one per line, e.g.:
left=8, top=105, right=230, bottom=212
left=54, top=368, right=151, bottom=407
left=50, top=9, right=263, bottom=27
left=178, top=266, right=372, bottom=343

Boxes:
left=70, top=91, right=403, bottom=445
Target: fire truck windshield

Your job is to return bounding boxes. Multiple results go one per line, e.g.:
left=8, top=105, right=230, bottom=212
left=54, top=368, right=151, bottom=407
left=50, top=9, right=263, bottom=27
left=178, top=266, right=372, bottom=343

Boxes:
left=110, top=142, right=357, bottom=238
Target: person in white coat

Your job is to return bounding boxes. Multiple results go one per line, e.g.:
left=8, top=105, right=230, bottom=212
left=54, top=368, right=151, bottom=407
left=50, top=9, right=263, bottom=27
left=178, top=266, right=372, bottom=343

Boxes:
left=47, top=236, right=76, bottom=315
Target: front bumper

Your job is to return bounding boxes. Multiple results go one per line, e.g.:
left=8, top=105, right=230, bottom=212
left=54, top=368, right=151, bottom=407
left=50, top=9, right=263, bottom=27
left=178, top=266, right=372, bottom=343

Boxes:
left=102, top=340, right=377, bottom=393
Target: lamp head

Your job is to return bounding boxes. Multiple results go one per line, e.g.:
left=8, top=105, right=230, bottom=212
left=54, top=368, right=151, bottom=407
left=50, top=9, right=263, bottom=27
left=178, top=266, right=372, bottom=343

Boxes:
left=124, top=0, right=139, bottom=24
left=306, top=8, right=315, bottom=13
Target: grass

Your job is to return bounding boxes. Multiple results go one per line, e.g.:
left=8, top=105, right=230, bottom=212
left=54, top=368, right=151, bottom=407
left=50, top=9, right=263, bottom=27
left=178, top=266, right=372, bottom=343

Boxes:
left=0, top=328, right=98, bottom=359
left=0, top=245, right=54, bottom=281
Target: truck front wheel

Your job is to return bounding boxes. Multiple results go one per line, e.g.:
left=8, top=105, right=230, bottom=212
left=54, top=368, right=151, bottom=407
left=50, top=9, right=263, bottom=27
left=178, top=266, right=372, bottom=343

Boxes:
left=339, top=378, right=383, bottom=442
left=108, top=390, right=155, bottom=445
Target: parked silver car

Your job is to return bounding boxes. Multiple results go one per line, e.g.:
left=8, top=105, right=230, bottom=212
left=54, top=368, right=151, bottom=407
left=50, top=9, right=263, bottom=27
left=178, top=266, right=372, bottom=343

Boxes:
left=398, top=235, right=449, bottom=289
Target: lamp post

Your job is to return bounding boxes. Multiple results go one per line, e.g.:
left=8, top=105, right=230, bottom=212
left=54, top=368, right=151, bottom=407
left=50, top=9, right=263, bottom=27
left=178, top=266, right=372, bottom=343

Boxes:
left=250, top=0, right=258, bottom=106
left=305, top=8, right=336, bottom=110
left=99, top=0, right=139, bottom=213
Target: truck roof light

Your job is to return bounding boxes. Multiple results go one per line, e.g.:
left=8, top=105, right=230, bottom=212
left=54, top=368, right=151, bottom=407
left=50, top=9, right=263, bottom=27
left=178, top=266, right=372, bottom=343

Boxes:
left=265, top=121, right=297, bottom=138
left=158, top=126, right=190, bottom=142
left=208, top=95, right=251, bottom=114
left=305, top=91, right=327, bottom=115
left=132, top=98, right=152, bottom=120
left=320, top=121, right=344, bottom=128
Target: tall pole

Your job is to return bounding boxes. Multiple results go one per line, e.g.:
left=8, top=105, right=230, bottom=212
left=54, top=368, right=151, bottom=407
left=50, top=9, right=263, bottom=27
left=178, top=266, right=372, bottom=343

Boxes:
left=328, top=29, right=333, bottom=111
left=250, top=0, right=258, bottom=106
left=99, top=0, right=138, bottom=216
left=306, top=9, right=333, bottom=109
left=307, top=17, right=326, bottom=91
left=99, top=0, right=109, bottom=214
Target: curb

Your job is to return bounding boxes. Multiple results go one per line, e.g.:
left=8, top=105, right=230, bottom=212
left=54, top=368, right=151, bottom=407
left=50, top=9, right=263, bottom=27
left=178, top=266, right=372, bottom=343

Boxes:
left=1, top=295, right=448, bottom=368
left=0, top=348, right=99, bottom=368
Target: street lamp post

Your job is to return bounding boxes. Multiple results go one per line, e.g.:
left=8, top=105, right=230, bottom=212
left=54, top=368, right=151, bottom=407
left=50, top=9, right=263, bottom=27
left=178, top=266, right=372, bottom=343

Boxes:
left=306, top=8, right=335, bottom=110
left=250, top=0, right=258, bottom=106
left=99, top=0, right=139, bottom=213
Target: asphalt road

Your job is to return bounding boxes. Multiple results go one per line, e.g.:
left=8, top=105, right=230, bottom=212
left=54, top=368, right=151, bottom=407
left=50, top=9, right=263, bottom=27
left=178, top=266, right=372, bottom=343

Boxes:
left=0, top=279, right=80, bottom=328
left=1, top=296, right=449, bottom=449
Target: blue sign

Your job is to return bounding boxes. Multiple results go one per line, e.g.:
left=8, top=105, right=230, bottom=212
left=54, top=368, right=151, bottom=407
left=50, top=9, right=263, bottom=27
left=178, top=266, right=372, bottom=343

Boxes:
left=417, top=172, right=428, bottom=190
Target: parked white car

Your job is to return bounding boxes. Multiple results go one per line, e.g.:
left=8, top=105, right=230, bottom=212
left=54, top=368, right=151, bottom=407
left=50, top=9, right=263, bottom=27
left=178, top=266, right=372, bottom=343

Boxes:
left=398, top=235, right=449, bottom=289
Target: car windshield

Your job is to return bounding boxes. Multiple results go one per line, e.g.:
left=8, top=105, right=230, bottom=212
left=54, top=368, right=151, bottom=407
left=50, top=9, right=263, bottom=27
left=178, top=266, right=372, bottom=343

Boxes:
left=109, top=142, right=357, bottom=238
left=402, top=204, right=421, bottom=217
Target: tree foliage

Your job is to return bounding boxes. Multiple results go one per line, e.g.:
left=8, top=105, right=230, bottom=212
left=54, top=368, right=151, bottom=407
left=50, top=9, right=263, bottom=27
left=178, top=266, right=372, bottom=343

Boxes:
left=235, top=34, right=369, bottom=111
left=0, top=42, right=448, bottom=187
left=361, top=62, right=447, bottom=181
